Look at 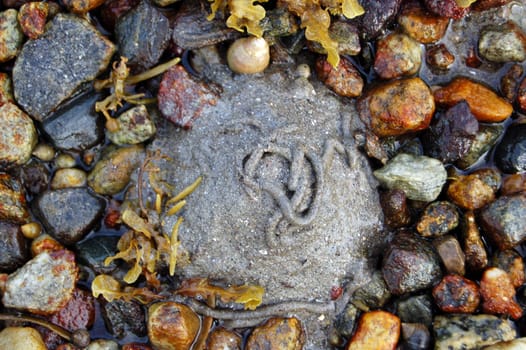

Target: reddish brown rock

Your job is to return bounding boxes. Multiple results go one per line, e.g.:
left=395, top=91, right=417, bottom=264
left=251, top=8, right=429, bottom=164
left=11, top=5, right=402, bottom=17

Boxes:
left=374, top=32, right=422, bottom=79
left=434, top=77, right=513, bottom=123
left=423, top=0, right=470, bottom=19
left=491, top=250, right=525, bottom=289
left=398, top=1, right=449, bottom=44
left=346, top=311, right=401, bottom=350
left=426, top=43, right=455, bottom=70
left=62, top=0, right=105, bottom=13
left=206, top=327, right=242, bottom=350
left=472, top=0, right=512, bottom=11
left=501, top=173, right=526, bottom=195
left=501, top=64, right=523, bottom=102
left=480, top=267, right=523, bottom=320
left=17, top=2, right=48, bottom=39
left=380, top=189, right=411, bottom=229
left=461, top=211, right=488, bottom=273
left=433, top=235, right=466, bottom=276
left=432, top=274, right=480, bottom=313
left=357, top=77, right=435, bottom=137
left=246, top=317, right=304, bottom=350
left=316, top=56, right=364, bottom=97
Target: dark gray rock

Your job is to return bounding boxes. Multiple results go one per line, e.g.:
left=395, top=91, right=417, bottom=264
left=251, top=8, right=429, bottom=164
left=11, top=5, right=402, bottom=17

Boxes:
left=75, top=235, right=119, bottom=274
left=100, top=299, right=147, bottom=339
left=0, top=221, right=27, bottom=272
left=32, top=188, right=105, bottom=245
left=456, top=123, right=503, bottom=170
left=42, top=93, right=105, bottom=152
left=433, top=235, right=466, bottom=276
left=395, top=294, right=434, bottom=326
left=382, top=230, right=442, bottom=295
left=400, top=323, right=431, bottom=350
left=479, top=21, right=526, bottom=62
left=352, top=270, right=392, bottom=309
left=495, top=123, right=526, bottom=174
left=479, top=193, right=526, bottom=250
left=355, top=0, right=402, bottom=40
left=334, top=302, right=360, bottom=338
left=115, top=0, right=170, bottom=73
left=13, top=14, right=115, bottom=121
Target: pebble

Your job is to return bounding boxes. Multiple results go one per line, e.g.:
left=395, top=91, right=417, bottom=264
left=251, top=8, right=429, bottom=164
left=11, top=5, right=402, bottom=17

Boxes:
left=2, top=249, right=78, bottom=314
left=87, top=340, right=120, bottom=350
left=335, top=302, right=360, bottom=338
left=433, top=77, right=513, bottom=123
left=400, top=323, right=431, bottom=350
left=18, top=1, right=48, bottom=39
left=148, top=302, right=200, bottom=350
left=308, top=20, right=361, bottom=56
left=54, top=153, right=76, bottom=169
left=32, top=187, right=106, bottom=245
left=0, top=221, right=28, bottom=272
left=433, top=314, right=517, bottom=349
left=357, top=0, right=402, bottom=40
left=63, top=0, right=105, bottom=13
left=101, top=299, right=147, bottom=339
left=13, top=14, right=115, bottom=121
left=115, top=0, right=170, bottom=72
left=246, top=317, right=304, bottom=350
left=382, top=230, right=442, bottom=295
left=501, top=64, right=523, bottom=102
left=42, top=93, right=105, bottom=152
left=352, top=270, right=392, bottom=309
left=31, top=233, right=64, bottom=256
left=461, top=211, right=489, bottom=273
left=373, top=153, right=447, bottom=202
left=495, top=123, right=526, bottom=174
left=480, top=267, right=523, bottom=319
left=345, top=310, right=400, bottom=350
left=395, top=294, right=434, bottom=326
left=75, top=235, right=119, bottom=274
left=432, top=274, right=480, bottom=313
left=484, top=338, right=526, bottom=349
left=0, top=327, right=46, bottom=350
left=456, top=124, right=503, bottom=169
left=0, top=9, right=24, bottom=62
left=19, top=161, right=50, bottom=195
left=433, top=235, right=466, bottom=276
left=0, top=102, right=37, bottom=167
left=374, top=32, right=422, bottom=79
left=121, top=343, right=153, bottom=350
left=107, top=105, right=156, bottom=145
left=315, top=56, right=364, bottom=97
left=357, top=77, right=435, bottom=137
left=423, top=101, right=479, bottom=163
left=32, top=143, right=55, bottom=162
left=478, top=22, right=526, bottom=63
left=397, top=1, right=449, bottom=44
left=379, top=189, right=412, bottom=229
left=491, top=249, right=525, bottom=288
left=472, top=0, right=512, bottom=11
left=501, top=173, right=526, bottom=195
left=206, top=327, right=242, bottom=350
left=423, top=0, right=470, bottom=18
left=479, top=193, right=526, bottom=250
left=0, top=173, right=30, bottom=223
left=417, top=201, right=459, bottom=237
left=50, top=168, right=88, bottom=189
left=87, top=144, right=145, bottom=195
left=517, top=77, right=526, bottom=111
left=426, top=43, right=455, bottom=70
left=447, top=174, right=496, bottom=210
left=0, top=72, right=14, bottom=106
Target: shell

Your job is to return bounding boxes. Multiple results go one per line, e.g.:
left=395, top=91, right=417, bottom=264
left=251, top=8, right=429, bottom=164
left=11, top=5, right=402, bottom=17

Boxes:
left=227, top=37, right=270, bottom=74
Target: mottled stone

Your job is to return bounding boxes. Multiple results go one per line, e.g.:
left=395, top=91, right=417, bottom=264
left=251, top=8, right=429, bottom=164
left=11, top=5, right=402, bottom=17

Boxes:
left=50, top=168, right=87, bottom=189
left=423, top=0, right=470, bottom=18
left=432, top=274, right=480, bottom=313
left=0, top=9, right=23, bottom=62
left=0, top=221, right=27, bottom=272
left=246, top=318, right=304, bottom=350
left=0, top=102, right=37, bottom=168
left=0, top=173, right=29, bottom=223
left=484, top=338, right=526, bottom=349
left=491, top=250, right=525, bottom=288
left=433, top=235, right=465, bottom=276
left=206, top=328, right=242, bottom=350
left=32, top=188, right=105, bottom=245
left=447, top=174, right=496, bottom=210
left=480, top=267, right=523, bottom=319
left=346, top=311, right=400, bottom=350
left=374, top=32, right=422, bottom=79
left=335, top=303, right=360, bottom=338
left=315, top=56, right=363, bottom=97
left=461, top=211, right=488, bottom=273
left=479, top=22, right=526, bottom=62
left=502, top=173, right=526, bottom=195
left=18, top=2, right=48, bottom=39
left=107, top=105, right=156, bottom=145
left=102, top=299, right=147, bottom=339
left=13, top=14, right=115, bottom=121
left=398, top=1, right=449, bottom=44
left=356, top=0, right=402, bottom=40
left=501, top=64, right=523, bottom=102
left=417, top=201, right=459, bottom=238
left=426, top=43, right=455, bottom=70
left=400, top=323, right=431, bottom=350
left=495, top=123, right=526, bottom=174
left=456, top=124, right=503, bottom=170
left=395, top=294, right=433, bottom=326
left=19, top=161, right=50, bottom=195
left=352, top=270, right=392, bottom=309
left=308, top=20, right=360, bottom=56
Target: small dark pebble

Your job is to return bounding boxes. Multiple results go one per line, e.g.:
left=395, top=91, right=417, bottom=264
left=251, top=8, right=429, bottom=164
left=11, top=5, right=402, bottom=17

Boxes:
left=380, top=189, right=412, bottom=229
left=0, top=221, right=28, bottom=272
left=354, top=0, right=402, bottom=40
left=433, top=235, right=466, bottom=276
left=395, top=294, right=434, bottom=326
left=495, top=123, right=526, bottom=174
left=500, top=64, right=523, bottom=102
left=400, top=323, right=431, bottom=350
left=423, top=0, right=470, bottom=19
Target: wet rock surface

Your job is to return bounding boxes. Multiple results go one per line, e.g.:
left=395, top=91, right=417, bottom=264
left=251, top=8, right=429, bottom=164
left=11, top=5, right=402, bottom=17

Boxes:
left=495, top=123, right=526, bottom=174
left=0, top=221, right=28, bottom=272
left=13, top=14, right=115, bottom=121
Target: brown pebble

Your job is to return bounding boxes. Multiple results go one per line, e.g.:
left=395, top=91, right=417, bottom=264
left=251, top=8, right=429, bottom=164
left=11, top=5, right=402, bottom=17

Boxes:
left=380, top=189, right=412, bottom=229
left=206, top=327, right=242, bottom=350
left=433, top=235, right=466, bottom=276
left=433, top=274, right=480, bottom=313
left=426, top=43, right=455, bottom=70
left=31, top=234, right=64, bottom=256
left=315, top=56, right=364, bottom=97
left=501, top=64, right=523, bottom=102
left=460, top=211, right=488, bottom=273
left=18, top=2, right=48, bottom=39
left=417, top=201, right=459, bottom=238
left=62, top=0, right=105, bottom=13
left=398, top=1, right=449, bottom=44
left=358, top=77, right=435, bottom=137
left=434, top=77, right=513, bottom=122
left=501, top=173, right=526, bottom=195
left=246, top=317, right=304, bottom=350
left=447, top=174, right=495, bottom=210
left=480, top=267, right=523, bottom=320
left=374, top=32, right=422, bottom=79
left=346, top=310, right=401, bottom=350
left=491, top=250, right=525, bottom=289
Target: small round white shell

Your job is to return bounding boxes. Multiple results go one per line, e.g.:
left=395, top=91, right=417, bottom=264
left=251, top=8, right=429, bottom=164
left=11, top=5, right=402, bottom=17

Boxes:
left=227, top=37, right=270, bottom=74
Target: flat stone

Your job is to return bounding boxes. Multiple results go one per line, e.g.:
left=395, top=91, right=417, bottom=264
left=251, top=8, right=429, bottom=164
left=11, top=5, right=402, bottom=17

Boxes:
left=13, top=14, right=115, bottom=121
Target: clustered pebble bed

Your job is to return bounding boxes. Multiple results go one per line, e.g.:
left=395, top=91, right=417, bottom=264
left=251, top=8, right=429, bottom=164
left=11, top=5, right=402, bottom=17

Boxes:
left=0, top=0, right=525, bottom=349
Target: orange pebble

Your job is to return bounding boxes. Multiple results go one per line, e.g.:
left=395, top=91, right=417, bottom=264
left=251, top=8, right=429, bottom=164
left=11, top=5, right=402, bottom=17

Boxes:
left=346, top=310, right=401, bottom=350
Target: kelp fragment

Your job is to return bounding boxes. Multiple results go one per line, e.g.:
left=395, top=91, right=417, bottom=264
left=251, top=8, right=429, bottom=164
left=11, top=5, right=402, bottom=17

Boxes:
left=455, top=0, right=477, bottom=7
left=177, top=278, right=265, bottom=310
left=208, top=0, right=270, bottom=37
left=92, top=274, right=163, bottom=304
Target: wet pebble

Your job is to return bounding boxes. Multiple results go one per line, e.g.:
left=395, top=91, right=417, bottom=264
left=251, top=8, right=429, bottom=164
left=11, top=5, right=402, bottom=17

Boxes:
left=373, top=153, right=447, bottom=202
left=0, top=221, right=28, bottom=272
left=2, top=249, right=78, bottom=314
left=0, top=173, right=29, bottom=223
left=75, top=235, right=119, bottom=274
left=358, top=77, right=435, bottom=137
left=374, top=32, right=421, bottom=79
left=107, top=105, right=156, bottom=145
left=433, top=314, right=517, bottom=349
left=13, top=14, right=115, bottom=121
left=63, top=0, right=104, bottom=13
left=461, top=211, right=489, bottom=273
left=423, top=0, right=470, bottom=19
left=20, top=221, right=41, bottom=239
left=357, top=0, right=402, bottom=40
left=484, top=338, right=526, bottom=349
left=0, top=72, right=14, bottom=105
left=382, top=230, right=442, bottom=295
left=472, top=0, right=512, bottom=11
left=433, top=77, right=513, bottom=123
left=426, top=43, right=455, bottom=70
left=494, top=123, right=526, bottom=174
left=315, top=56, right=363, bottom=97
left=0, top=102, right=37, bottom=167
left=400, top=323, right=431, bottom=350
left=54, top=153, right=76, bottom=169
left=42, top=93, right=105, bottom=152
left=335, top=302, right=360, bottom=338
left=456, top=124, right=503, bottom=169
left=115, top=0, right=170, bottom=72
left=148, top=302, right=200, bottom=350
left=433, top=235, right=466, bottom=276
left=32, top=187, right=105, bottom=245
left=480, top=267, right=523, bottom=319
left=19, top=161, right=50, bottom=195
left=501, top=64, right=523, bottom=102
left=246, top=317, right=304, bottom=350
left=206, top=327, right=242, bottom=350
left=417, top=201, right=459, bottom=238
left=50, top=168, right=88, bottom=189
left=379, top=189, right=412, bottom=229
left=345, top=310, right=400, bottom=350
left=0, top=9, right=24, bottom=62
left=352, top=270, right=392, bottom=309
left=308, top=20, right=360, bottom=56
left=18, top=1, right=48, bottom=39
left=447, top=173, right=496, bottom=210
left=423, top=101, right=478, bottom=163
left=87, top=144, right=145, bottom=195
left=101, top=298, right=147, bottom=339
left=0, top=327, right=46, bottom=350
left=501, top=173, right=526, bottom=195
left=121, top=343, right=152, bottom=350
left=31, top=233, right=64, bottom=256
left=397, top=1, right=449, bottom=44
left=491, top=249, right=525, bottom=288
left=479, top=193, right=526, bottom=250
left=395, top=294, right=434, bottom=326
left=432, top=274, right=480, bottom=313
left=478, top=22, right=526, bottom=63
left=99, top=0, right=140, bottom=31
left=87, top=340, right=120, bottom=350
